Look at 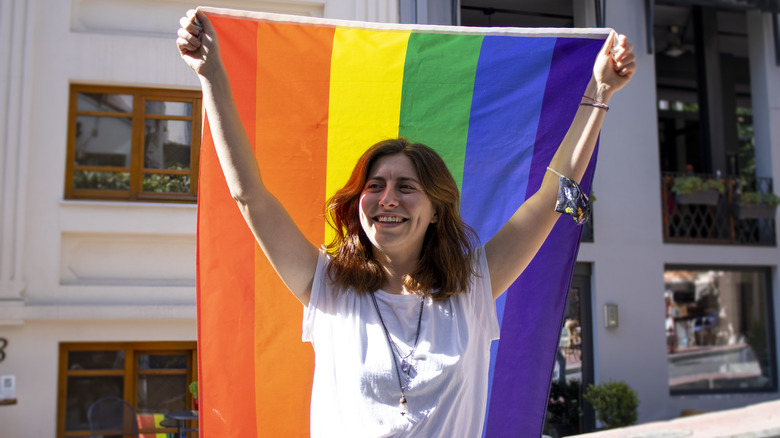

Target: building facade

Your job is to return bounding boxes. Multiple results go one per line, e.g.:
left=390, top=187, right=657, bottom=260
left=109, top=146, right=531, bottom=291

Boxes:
left=0, top=0, right=778, bottom=436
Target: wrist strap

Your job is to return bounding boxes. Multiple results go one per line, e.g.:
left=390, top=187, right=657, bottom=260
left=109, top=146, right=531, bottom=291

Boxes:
left=580, top=102, right=609, bottom=111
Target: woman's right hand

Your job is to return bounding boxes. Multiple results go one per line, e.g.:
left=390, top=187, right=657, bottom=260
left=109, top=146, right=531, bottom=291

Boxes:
left=177, top=9, right=222, bottom=77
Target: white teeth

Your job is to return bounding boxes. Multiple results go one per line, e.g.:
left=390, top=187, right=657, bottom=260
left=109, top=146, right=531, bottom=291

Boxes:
left=376, top=216, right=404, bottom=223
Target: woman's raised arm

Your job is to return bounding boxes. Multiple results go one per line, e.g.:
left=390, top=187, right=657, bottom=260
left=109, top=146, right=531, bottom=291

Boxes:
left=177, top=10, right=319, bottom=305
left=484, top=32, right=636, bottom=299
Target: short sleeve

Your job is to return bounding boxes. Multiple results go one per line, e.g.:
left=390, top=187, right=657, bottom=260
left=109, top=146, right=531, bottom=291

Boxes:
left=302, top=250, right=331, bottom=343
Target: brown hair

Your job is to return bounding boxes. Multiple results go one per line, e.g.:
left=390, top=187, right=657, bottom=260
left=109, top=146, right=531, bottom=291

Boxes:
left=324, top=138, right=479, bottom=300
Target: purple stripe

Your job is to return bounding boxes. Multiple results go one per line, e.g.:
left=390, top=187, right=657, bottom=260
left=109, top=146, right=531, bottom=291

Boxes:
left=485, top=37, right=603, bottom=437
left=458, top=34, right=557, bottom=435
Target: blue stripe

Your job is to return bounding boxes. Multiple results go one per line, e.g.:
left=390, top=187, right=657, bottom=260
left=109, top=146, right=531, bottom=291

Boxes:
left=484, top=37, right=604, bottom=437
left=459, top=34, right=557, bottom=436
left=461, top=35, right=557, bottom=239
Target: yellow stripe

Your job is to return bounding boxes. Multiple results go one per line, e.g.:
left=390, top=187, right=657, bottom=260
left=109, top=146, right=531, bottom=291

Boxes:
left=326, top=27, right=410, bottom=205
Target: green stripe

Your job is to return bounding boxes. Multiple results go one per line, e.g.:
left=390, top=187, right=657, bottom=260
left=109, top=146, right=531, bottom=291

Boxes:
left=398, top=32, right=484, bottom=189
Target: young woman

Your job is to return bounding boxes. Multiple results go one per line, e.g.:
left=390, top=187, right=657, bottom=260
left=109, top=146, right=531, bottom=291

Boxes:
left=177, top=9, right=635, bottom=436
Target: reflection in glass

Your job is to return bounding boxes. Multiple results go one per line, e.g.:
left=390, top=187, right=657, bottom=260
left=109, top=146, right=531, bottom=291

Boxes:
left=75, top=116, right=132, bottom=167
left=142, top=173, right=190, bottom=193
left=136, top=374, right=187, bottom=414
left=665, top=268, right=773, bottom=393
left=64, top=376, right=124, bottom=431
left=138, top=354, right=187, bottom=370
left=74, top=171, right=130, bottom=191
left=68, top=350, right=125, bottom=370
left=546, top=286, right=584, bottom=437
left=145, top=100, right=192, bottom=117
left=77, top=93, right=133, bottom=113
left=144, top=120, right=192, bottom=170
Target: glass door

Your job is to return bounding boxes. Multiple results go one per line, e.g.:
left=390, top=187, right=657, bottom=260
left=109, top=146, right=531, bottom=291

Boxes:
left=544, top=263, right=595, bottom=436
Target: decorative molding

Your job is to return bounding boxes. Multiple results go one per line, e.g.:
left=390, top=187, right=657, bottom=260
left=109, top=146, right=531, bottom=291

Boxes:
left=0, top=0, right=34, bottom=301
left=70, top=0, right=325, bottom=36
left=0, top=303, right=196, bottom=322
left=60, top=232, right=196, bottom=287
left=0, top=300, right=24, bottom=325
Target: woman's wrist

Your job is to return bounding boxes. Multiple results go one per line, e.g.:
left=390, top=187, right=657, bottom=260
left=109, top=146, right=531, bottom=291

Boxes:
left=199, top=63, right=228, bottom=89
left=583, top=80, right=613, bottom=105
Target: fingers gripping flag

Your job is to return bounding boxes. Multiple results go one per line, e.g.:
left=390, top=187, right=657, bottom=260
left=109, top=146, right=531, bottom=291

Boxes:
left=196, top=7, right=606, bottom=437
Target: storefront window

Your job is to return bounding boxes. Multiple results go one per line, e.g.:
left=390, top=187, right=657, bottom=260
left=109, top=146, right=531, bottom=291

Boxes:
left=664, top=267, right=776, bottom=394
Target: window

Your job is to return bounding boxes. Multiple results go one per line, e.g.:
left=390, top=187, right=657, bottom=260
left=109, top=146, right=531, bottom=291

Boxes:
left=57, top=342, right=197, bottom=437
left=664, top=267, right=776, bottom=394
left=65, top=85, right=202, bottom=203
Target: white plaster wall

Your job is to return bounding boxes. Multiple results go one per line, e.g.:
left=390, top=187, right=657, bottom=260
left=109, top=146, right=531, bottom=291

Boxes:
left=578, top=0, right=780, bottom=424
left=0, top=319, right=197, bottom=438
left=23, top=0, right=204, bottom=312
left=3, top=0, right=779, bottom=432
left=0, top=1, right=399, bottom=437
left=13, top=0, right=400, bottom=317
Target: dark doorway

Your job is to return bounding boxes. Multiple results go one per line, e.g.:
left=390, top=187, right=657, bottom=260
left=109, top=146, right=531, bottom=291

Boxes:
left=544, top=263, right=595, bottom=436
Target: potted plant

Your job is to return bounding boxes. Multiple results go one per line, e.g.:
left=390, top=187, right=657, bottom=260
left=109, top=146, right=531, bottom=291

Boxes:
left=671, top=176, right=724, bottom=205
left=583, top=380, right=638, bottom=429
left=189, top=381, right=198, bottom=410
left=735, top=191, right=780, bottom=219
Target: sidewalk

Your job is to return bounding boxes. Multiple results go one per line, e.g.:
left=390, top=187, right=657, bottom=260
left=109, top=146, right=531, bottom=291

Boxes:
left=573, top=399, right=780, bottom=438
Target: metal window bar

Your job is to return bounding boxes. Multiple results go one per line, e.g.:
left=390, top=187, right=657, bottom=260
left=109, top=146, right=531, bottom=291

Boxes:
left=661, top=172, right=776, bottom=246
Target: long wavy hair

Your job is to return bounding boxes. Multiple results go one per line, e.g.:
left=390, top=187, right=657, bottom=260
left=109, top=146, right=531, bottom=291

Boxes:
left=324, top=138, right=479, bottom=300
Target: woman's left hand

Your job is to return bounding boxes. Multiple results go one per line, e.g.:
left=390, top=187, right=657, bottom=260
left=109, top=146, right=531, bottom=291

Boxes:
left=593, top=31, right=636, bottom=98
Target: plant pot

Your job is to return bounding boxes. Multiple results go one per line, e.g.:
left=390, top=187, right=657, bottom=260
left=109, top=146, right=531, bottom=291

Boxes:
left=735, top=203, right=778, bottom=219
left=675, top=190, right=719, bottom=206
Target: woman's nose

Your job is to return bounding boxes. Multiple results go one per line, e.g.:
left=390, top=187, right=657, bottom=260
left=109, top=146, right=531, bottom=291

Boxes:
left=379, top=187, right=398, bottom=207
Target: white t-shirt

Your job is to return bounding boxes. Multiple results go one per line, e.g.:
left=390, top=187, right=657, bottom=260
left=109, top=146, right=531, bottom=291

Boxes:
left=302, top=248, right=500, bottom=437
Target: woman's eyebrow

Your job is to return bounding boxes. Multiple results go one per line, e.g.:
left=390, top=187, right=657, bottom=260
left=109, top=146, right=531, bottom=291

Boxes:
left=366, top=176, right=421, bottom=184
left=397, top=176, right=421, bottom=184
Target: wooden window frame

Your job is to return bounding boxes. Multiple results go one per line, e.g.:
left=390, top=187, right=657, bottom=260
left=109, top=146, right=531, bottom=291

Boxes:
left=65, top=84, right=202, bottom=203
left=57, top=341, right=198, bottom=438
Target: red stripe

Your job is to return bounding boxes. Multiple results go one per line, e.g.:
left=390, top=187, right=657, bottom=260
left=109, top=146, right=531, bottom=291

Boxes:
left=197, top=14, right=259, bottom=437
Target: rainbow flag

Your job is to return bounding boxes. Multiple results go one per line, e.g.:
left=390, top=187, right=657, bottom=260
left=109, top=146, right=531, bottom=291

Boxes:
left=197, top=8, right=606, bottom=437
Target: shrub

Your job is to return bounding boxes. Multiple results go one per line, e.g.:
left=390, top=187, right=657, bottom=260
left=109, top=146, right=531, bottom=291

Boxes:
left=740, top=191, right=780, bottom=207
left=671, top=176, right=725, bottom=195
left=583, top=380, right=639, bottom=429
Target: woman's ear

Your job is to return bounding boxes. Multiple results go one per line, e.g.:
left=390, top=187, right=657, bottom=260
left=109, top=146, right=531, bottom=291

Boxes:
left=430, top=210, right=439, bottom=223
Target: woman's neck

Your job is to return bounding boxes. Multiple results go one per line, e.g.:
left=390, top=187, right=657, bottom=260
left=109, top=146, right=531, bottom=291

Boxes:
left=373, top=249, right=419, bottom=295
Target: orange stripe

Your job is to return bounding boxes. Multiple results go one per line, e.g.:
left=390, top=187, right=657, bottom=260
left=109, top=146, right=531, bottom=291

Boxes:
left=253, top=20, right=333, bottom=436
left=198, top=14, right=259, bottom=437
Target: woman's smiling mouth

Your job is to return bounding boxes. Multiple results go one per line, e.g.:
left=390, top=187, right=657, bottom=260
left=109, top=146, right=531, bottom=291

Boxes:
left=374, top=216, right=407, bottom=224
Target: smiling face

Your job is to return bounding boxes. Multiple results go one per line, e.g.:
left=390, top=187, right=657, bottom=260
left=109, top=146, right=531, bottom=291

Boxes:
left=359, top=153, right=438, bottom=258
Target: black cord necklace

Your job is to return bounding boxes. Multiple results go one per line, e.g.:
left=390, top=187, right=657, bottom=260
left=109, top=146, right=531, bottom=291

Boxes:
left=369, top=291, right=425, bottom=416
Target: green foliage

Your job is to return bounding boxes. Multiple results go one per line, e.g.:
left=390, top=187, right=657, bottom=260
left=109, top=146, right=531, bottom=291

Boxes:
left=74, top=170, right=130, bottom=190
left=703, top=179, right=726, bottom=194
left=142, top=173, right=190, bottom=193
left=583, top=380, right=639, bottom=429
left=736, top=107, right=755, bottom=178
left=143, top=163, right=191, bottom=193
left=739, top=191, right=780, bottom=207
left=671, top=176, right=725, bottom=195
left=189, top=381, right=198, bottom=399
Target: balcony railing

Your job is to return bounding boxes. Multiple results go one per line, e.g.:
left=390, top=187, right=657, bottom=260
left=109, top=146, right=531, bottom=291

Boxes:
left=661, top=173, right=776, bottom=246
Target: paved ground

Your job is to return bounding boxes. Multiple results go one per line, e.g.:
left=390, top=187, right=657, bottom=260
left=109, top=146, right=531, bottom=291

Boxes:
left=572, top=399, right=780, bottom=438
